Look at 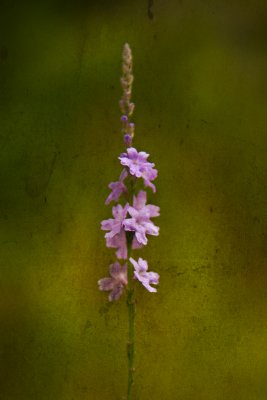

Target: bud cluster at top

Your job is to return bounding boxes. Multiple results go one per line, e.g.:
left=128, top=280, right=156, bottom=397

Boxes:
left=119, top=43, right=135, bottom=147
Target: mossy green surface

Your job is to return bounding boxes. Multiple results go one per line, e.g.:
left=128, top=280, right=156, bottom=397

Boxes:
left=1, top=1, right=267, bottom=399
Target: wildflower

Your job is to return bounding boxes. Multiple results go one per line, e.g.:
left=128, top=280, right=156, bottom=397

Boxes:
left=124, top=216, right=159, bottom=245
left=101, top=203, right=129, bottom=259
left=123, top=191, right=159, bottom=246
left=101, top=203, right=129, bottom=238
left=106, top=230, right=128, bottom=259
left=105, top=169, right=128, bottom=205
left=98, top=262, right=128, bottom=301
left=99, top=44, right=160, bottom=400
left=119, top=147, right=158, bottom=192
left=131, top=190, right=160, bottom=217
left=129, top=257, right=159, bottom=292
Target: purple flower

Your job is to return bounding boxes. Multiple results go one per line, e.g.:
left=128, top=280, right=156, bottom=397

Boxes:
left=105, top=169, right=128, bottom=205
left=124, top=213, right=159, bottom=246
left=129, top=257, right=159, bottom=292
left=98, top=262, right=128, bottom=301
left=101, top=203, right=129, bottom=259
left=106, top=230, right=127, bottom=259
left=132, top=190, right=160, bottom=217
left=101, top=203, right=128, bottom=238
left=142, top=166, right=158, bottom=193
left=119, top=147, right=158, bottom=192
left=123, top=191, right=159, bottom=246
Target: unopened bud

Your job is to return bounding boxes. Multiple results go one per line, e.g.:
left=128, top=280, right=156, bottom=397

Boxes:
left=122, top=43, right=132, bottom=65
left=128, top=103, right=135, bottom=115
left=120, top=78, right=128, bottom=90
left=124, top=134, right=132, bottom=147
left=119, top=99, right=126, bottom=113
left=121, top=115, right=128, bottom=128
left=124, top=91, right=131, bottom=101
left=122, top=64, right=131, bottom=75
left=127, top=75, right=134, bottom=85
left=128, top=122, right=135, bottom=135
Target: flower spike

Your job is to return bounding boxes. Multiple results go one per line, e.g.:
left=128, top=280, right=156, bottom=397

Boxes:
left=98, top=43, right=160, bottom=400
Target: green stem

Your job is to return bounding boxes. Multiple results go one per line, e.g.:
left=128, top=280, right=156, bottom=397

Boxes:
left=127, top=246, right=135, bottom=400
left=127, top=292, right=135, bottom=398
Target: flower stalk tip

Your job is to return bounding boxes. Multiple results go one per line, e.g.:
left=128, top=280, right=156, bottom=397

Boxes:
left=120, top=43, right=135, bottom=143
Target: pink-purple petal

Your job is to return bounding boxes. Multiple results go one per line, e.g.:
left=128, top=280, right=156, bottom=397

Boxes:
left=119, top=168, right=128, bottom=181
left=142, top=221, right=159, bottom=236
left=133, top=190, right=147, bottom=209
left=135, top=230, right=148, bottom=245
left=130, top=257, right=159, bottom=293
left=145, top=204, right=160, bottom=217
left=98, top=277, right=114, bottom=291
left=98, top=262, right=128, bottom=302
left=132, top=236, right=143, bottom=249
left=105, top=180, right=127, bottom=205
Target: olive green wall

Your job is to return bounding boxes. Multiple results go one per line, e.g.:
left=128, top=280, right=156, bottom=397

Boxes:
left=1, top=1, right=267, bottom=399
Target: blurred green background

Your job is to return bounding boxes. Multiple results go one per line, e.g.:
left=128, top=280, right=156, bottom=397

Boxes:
left=1, top=0, right=267, bottom=399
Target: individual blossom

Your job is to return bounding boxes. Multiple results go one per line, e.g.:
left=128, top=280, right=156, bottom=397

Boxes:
left=98, top=262, right=128, bottom=301
left=131, top=190, right=160, bottom=217
left=123, top=211, right=159, bottom=246
left=105, top=169, right=128, bottom=205
left=101, top=203, right=129, bottom=238
left=129, top=257, right=159, bottom=292
left=106, top=230, right=127, bottom=259
left=130, top=190, right=159, bottom=249
left=119, top=147, right=158, bottom=192
left=123, top=190, right=159, bottom=246
left=101, top=203, right=129, bottom=259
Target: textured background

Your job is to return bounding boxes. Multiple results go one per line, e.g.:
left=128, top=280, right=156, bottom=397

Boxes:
left=1, top=0, right=267, bottom=399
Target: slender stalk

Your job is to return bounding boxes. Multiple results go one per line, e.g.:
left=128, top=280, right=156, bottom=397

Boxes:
left=126, top=243, right=135, bottom=400
left=121, top=43, right=136, bottom=400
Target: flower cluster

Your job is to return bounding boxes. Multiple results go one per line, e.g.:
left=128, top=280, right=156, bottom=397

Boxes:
left=98, top=43, right=160, bottom=301
left=119, top=147, right=158, bottom=192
